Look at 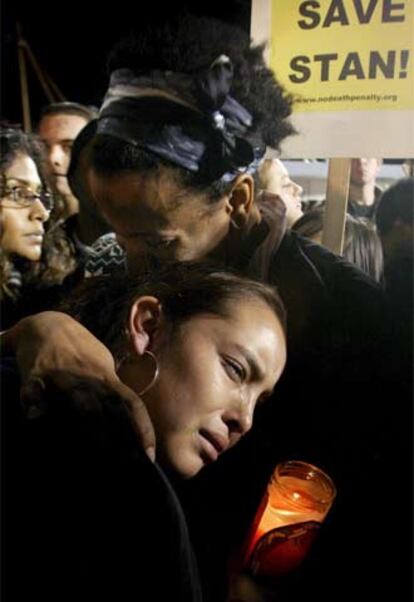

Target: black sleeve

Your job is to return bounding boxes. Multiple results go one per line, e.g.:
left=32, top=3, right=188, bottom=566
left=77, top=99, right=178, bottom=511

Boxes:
left=2, top=370, right=202, bottom=602
left=180, top=232, right=411, bottom=602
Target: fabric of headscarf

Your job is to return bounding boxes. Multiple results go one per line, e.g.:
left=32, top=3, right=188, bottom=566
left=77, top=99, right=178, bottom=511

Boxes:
left=97, top=55, right=265, bottom=181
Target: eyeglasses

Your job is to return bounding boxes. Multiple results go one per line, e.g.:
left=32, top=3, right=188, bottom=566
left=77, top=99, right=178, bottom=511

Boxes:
left=1, top=185, right=54, bottom=211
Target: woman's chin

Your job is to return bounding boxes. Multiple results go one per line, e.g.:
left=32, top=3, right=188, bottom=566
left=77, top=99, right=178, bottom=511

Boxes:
left=23, top=249, right=42, bottom=262
left=10, top=247, right=41, bottom=262
left=164, top=453, right=204, bottom=480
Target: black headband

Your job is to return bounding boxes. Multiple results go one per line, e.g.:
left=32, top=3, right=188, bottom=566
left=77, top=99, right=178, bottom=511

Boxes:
left=97, top=56, right=265, bottom=181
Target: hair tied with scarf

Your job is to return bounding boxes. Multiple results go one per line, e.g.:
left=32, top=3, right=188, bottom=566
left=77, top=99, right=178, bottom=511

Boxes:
left=194, top=55, right=259, bottom=176
left=94, top=55, right=264, bottom=181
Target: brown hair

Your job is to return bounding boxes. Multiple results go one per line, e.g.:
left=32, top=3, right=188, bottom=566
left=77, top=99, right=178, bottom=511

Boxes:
left=61, top=262, right=287, bottom=361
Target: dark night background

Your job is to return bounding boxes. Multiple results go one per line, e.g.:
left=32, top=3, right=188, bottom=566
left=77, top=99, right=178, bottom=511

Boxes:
left=1, top=0, right=252, bottom=127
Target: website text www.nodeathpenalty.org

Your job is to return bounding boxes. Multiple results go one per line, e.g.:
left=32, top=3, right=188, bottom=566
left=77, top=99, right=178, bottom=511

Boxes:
left=296, top=93, right=398, bottom=104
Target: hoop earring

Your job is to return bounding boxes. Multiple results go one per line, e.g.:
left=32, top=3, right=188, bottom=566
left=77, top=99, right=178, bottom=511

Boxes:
left=230, top=217, right=241, bottom=230
left=138, top=350, right=160, bottom=397
left=116, top=351, right=132, bottom=372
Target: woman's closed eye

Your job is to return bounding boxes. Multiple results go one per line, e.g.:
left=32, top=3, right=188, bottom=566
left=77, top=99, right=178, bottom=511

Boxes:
left=222, top=356, right=246, bottom=383
left=145, top=238, right=175, bottom=250
left=121, top=232, right=176, bottom=251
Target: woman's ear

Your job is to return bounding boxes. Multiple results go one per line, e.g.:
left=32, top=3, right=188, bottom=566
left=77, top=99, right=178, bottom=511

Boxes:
left=128, top=296, right=163, bottom=356
left=228, top=174, right=255, bottom=228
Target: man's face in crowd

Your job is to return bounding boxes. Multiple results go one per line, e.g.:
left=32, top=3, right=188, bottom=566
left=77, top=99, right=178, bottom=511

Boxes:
left=39, top=113, right=88, bottom=199
left=350, top=158, right=381, bottom=186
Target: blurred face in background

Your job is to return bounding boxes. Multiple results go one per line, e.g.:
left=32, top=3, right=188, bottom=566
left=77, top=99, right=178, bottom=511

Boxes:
left=258, top=158, right=303, bottom=227
left=1, top=153, right=50, bottom=260
left=38, top=113, right=87, bottom=215
left=350, top=158, right=382, bottom=186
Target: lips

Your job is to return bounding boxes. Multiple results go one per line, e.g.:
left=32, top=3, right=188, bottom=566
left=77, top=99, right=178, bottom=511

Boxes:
left=200, top=429, right=229, bottom=458
left=25, top=231, right=44, bottom=242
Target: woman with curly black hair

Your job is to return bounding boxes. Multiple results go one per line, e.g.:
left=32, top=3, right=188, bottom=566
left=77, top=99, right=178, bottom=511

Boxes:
left=0, top=126, right=76, bottom=328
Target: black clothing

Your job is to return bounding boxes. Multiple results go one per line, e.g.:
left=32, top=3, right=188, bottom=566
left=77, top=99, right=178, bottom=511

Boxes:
left=178, top=230, right=411, bottom=602
left=1, top=360, right=202, bottom=602
left=3, top=208, right=410, bottom=601
left=383, top=245, right=413, bottom=395
left=347, top=186, right=382, bottom=220
left=1, top=281, right=64, bottom=330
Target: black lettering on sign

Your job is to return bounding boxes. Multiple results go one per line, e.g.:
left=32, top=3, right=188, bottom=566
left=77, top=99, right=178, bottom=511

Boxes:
left=323, top=0, right=350, bottom=26
left=399, top=49, right=409, bottom=77
left=288, top=50, right=410, bottom=83
left=353, top=0, right=379, bottom=23
left=369, top=50, right=396, bottom=77
left=296, top=0, right=406, bottom=28
left=339, top=52, right=365, bottom=79
left=314, top=54, right=339, bottom=80
left=298, top=1, right=321, bottom=29
left=382, top=0, right=405, bottom=22
left=289, top=56, right=311, bottom=82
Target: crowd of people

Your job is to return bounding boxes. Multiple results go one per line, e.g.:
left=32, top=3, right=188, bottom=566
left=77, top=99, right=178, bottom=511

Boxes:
left=1, top=12, right=412, bottom=602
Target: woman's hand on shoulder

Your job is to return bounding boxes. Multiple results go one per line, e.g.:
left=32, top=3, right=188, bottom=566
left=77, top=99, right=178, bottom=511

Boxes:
left=2, top=312, right=156, bottom=461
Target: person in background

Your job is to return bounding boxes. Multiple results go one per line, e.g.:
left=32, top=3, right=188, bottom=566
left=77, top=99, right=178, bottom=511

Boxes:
left=293, top=208, right=384, bottom=282
left=402, top=158, right=414, bottom=177
left=347, top=157, right=383, bottom=220
left=257, top=155, right=304, bottom=228
left=38, top=101, right=110, bottom=247
left=375, top=177, right=413, bottom=356
left=375, top=176, right=413, bottom=267
left=3, top=263, right=287, bottom=602
left=38, top=102, right=95, bottom=219
left=64, top=116, right=112, bottom=247
left=0, top=126, right=75, bottom=329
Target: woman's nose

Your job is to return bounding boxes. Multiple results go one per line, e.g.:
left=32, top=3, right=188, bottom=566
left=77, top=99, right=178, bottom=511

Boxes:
left=49, top=145, right=66, bottom=169
left=238, top=406, right=254, bottom=434
left=223, top=398, right=254, bottom=437
left=293, top=181, right=303, bottom=196
left=30, top=198, right=50, bottom=222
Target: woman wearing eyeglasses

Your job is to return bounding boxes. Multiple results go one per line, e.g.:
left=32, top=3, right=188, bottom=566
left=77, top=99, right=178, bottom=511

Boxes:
left=1, top=126, right=76, bottom=328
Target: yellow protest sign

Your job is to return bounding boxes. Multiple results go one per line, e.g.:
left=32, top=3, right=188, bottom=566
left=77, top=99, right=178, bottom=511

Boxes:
left=251, top=0, right=414, bottom=156
left=270, top=0, right=414, bottom=112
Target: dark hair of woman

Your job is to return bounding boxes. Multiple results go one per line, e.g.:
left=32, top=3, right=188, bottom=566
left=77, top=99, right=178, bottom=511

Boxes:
left=61, top=262, right=287, bottom=362
left=375, top=177, right=414, bottom=236
left=293, top=208, right=384, bottom=282
left=89, top=14, right=295, bottom=202
left=0, top=126, right=76, bottom=302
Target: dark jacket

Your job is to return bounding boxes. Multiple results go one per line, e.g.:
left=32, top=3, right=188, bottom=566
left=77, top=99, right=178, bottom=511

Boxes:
left=347, top=185, right=383, bottom=220
left=1, top=360, right=202, bottom=602
left=178, top=230, right=411, bottom=602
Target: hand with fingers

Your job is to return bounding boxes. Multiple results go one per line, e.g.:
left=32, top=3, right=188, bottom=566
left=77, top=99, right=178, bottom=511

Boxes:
left=1, top=311, right=156, bottom=462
